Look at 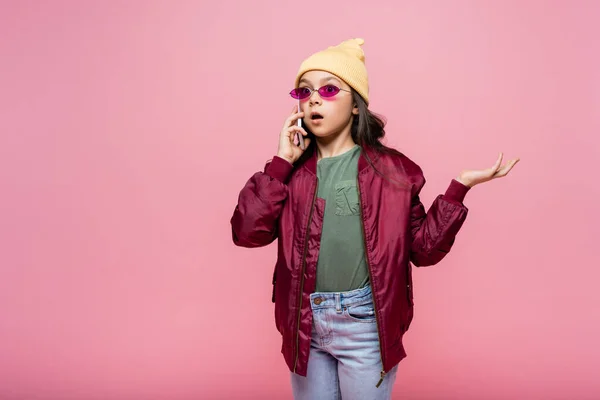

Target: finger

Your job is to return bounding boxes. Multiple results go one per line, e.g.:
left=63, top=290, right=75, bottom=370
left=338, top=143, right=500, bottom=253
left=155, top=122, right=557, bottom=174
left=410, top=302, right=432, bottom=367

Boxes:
left=285, top=112, right=305, bottom=127
left=287, top=126, right=308, bottom=137
left=282, top=126, right=296, bottom=139
left=482, top=153, right=503, bottom=177
left=492, top=152, right=503, bottom=171
left=493, top=159, right=519, bottom=178
left=502, top=159, right=520, bottom=174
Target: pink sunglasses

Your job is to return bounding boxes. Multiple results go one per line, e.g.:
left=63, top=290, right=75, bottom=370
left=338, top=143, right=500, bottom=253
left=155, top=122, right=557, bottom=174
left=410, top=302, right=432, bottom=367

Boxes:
left=289, top=84, right=351, bottom=100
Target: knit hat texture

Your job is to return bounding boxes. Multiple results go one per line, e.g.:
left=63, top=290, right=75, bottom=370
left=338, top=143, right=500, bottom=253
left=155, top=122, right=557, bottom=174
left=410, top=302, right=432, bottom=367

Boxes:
left=294, top=38, right=369, bottom=105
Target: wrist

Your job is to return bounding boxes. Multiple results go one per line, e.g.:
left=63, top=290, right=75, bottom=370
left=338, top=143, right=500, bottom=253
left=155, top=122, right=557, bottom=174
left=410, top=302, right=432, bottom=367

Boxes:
left=276, top=153, right=294, bottom=165
left=456, top=175, right=473, bottom=188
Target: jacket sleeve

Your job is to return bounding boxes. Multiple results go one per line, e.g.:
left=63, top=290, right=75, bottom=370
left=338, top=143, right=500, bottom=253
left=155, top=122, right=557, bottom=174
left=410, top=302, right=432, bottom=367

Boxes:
left=230, top=156, right=294, bottom=248
left=409, top=174, right=470, bottom=267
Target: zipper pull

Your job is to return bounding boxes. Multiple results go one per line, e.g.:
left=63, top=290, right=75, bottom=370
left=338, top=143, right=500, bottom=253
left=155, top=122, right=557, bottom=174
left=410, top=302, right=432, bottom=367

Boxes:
left=375, top=369, right=386, bottom=388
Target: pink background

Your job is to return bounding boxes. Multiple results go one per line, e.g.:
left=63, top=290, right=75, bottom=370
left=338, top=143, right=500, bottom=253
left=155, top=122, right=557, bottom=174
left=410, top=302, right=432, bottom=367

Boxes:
left=1, top=1, right=599, bottom=399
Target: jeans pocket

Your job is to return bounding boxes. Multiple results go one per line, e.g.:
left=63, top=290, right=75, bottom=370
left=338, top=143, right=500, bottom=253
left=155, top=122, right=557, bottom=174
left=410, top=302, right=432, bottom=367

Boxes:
left=335, top=180, right=360, bottom=216
left=346, top=302, right=376, bottom=323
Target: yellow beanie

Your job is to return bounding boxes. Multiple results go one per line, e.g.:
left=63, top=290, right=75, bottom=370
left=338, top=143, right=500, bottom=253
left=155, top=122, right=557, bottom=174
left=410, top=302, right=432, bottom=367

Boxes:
left=294, top=38, right=369, bottom=105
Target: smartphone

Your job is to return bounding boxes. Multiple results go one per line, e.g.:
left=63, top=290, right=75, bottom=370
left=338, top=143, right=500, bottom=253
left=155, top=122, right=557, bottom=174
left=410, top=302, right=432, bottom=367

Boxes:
left=296, top=102, right=306, bottom=150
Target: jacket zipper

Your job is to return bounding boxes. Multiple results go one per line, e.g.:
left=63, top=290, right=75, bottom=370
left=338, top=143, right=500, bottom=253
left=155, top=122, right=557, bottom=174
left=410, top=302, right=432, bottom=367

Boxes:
left=357, top=176, right=387, bottom=388
left=293, top=178, right=319, bottom=373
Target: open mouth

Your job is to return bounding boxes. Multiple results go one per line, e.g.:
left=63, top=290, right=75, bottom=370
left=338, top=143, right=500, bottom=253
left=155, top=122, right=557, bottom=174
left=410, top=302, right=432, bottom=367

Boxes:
left=311, top=112, right=323, bottom=120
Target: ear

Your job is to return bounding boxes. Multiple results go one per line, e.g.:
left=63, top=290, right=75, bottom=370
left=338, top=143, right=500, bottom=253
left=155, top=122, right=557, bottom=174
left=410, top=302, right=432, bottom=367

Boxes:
left=352, top=104, right=359, bottom=115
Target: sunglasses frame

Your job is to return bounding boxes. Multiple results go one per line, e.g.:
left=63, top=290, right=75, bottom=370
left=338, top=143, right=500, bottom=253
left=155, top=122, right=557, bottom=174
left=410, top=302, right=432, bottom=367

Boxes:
left=289, top=84, right=351, bottom=100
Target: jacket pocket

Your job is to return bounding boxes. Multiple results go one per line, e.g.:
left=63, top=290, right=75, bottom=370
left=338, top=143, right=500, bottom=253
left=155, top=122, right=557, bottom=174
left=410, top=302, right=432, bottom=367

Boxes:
left=335, top=180, right=360, bottom=216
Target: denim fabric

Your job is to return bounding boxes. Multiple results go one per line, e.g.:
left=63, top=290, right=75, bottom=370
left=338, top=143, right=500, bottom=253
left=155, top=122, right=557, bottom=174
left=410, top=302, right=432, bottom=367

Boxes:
left=291, top=284, right=399, bottom=400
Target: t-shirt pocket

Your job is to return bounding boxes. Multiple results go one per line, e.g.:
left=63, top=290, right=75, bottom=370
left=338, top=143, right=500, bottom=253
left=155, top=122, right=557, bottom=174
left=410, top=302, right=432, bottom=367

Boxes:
left=335, top=180, right=360, bottom=216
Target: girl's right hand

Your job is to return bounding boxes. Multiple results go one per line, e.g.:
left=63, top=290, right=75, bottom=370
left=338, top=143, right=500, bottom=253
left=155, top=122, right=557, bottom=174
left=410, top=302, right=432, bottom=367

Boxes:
left=277, top=106, right=311, bottom=164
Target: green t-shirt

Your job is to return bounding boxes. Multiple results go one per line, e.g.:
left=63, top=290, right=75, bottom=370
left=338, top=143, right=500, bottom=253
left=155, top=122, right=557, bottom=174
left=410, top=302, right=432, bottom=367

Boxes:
left=315, top=144, right=370, bottom=293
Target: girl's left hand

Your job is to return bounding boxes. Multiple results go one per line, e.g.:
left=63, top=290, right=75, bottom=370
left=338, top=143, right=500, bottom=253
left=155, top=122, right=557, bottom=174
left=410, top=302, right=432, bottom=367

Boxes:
left=456, top=153, right=520, bottom=188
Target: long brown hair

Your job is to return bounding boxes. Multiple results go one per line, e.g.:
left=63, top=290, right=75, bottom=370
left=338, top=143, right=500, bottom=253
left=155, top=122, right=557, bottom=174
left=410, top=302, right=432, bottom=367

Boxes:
left=350, top=89, right=403, bottom=163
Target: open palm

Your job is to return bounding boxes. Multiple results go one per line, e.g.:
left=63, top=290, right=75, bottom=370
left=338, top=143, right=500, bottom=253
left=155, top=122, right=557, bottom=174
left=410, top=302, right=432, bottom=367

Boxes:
left=457, top=153, right=520, bottom=188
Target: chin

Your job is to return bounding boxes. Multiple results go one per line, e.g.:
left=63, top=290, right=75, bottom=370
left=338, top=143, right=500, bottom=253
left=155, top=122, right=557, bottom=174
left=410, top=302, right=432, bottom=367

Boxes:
left=311, top=131, right=335, bottom=139
left=308, top=125, right=334, bottom=137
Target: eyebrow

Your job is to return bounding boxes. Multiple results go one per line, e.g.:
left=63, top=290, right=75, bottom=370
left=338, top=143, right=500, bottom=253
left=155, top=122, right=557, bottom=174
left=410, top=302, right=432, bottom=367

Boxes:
left=298, top=76, right=341, bottom=86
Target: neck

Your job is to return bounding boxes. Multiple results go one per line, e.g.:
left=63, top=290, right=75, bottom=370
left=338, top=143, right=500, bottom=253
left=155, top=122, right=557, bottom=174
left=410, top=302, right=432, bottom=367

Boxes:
left=315, top=125, right=356, bottom=160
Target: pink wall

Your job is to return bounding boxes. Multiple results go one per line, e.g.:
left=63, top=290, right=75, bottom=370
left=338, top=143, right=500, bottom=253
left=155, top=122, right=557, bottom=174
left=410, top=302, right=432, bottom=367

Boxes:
left=1, top=1, right=598, bottom=399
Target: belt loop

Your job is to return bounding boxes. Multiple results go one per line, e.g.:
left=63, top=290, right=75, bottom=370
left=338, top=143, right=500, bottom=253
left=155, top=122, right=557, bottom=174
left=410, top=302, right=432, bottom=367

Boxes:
left=335, top=293, right=342, bottom=313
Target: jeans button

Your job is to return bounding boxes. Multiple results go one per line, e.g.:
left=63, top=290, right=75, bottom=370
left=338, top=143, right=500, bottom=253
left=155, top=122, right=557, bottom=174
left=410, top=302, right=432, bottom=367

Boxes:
left=314, top=297, right=323, bottom=305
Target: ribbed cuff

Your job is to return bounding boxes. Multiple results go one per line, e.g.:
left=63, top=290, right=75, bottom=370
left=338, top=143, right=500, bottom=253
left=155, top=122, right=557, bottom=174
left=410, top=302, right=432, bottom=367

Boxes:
left=265, top=156, right=294, bottom=183
left=444, top=179, right=470, bottom=203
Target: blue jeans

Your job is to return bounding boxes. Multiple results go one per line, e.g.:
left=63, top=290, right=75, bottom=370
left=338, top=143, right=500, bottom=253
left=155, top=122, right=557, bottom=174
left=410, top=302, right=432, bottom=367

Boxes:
left=290, top=284, right=399, bottom=400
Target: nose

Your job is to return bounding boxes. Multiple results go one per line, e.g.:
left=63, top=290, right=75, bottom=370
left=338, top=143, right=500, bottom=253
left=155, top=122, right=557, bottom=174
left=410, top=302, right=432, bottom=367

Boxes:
left=309, top=90, right=322, bottom=106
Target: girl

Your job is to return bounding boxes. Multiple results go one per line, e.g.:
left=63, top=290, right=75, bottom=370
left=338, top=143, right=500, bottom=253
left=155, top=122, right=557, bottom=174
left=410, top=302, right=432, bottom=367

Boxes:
left=230, top=38, right=518, bottom=400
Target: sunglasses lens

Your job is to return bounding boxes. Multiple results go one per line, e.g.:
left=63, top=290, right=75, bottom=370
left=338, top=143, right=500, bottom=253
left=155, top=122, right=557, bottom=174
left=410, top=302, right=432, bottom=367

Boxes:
left=318, top=85, right=340, bottom=98
left=290, top=87, right=311, bottom=99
